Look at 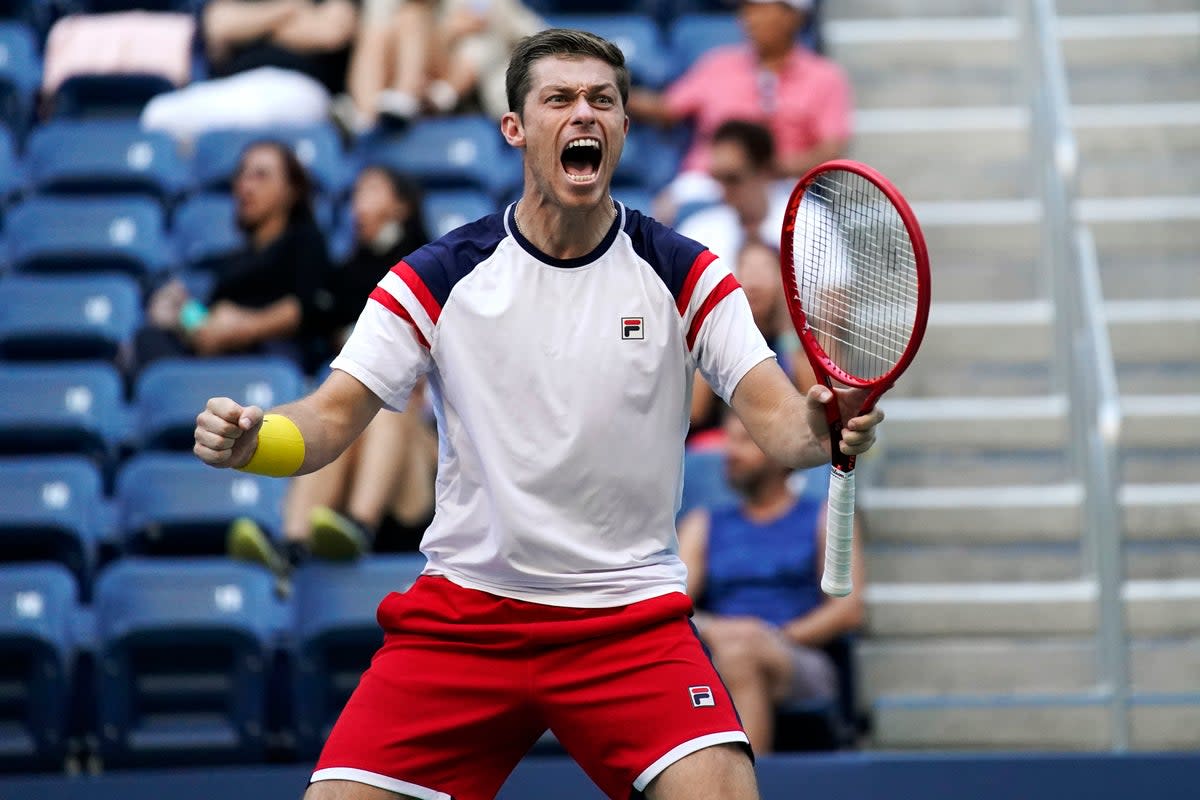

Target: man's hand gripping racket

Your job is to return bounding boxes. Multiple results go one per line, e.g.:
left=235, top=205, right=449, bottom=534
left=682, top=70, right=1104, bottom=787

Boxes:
left=781, top=160, right=932, bottom=597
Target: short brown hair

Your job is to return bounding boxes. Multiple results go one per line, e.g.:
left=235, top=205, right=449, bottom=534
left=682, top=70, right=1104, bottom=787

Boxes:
left=506, top=28, right=630, bottom=116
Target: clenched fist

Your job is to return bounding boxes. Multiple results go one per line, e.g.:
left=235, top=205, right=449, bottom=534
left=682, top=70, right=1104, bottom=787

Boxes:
left=194, top=397, right=264, bottom=469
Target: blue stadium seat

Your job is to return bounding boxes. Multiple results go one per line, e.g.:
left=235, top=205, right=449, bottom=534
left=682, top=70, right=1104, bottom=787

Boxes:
left=5, top=195, right=173, bottom=278
left=0, top=563, right=77, bottom=769
left=422, top=188, right=498, bottom=238
left=171, top=193, right=243, bottom=271
left=0, top=363, right=126, bottom=468
left=546, top=13, right=673, bottom=89
left=50, top=73, right=177, bottom=121
left=0, top=456, right=105, bottom=600
left=678, top=447, right=738, bottom=519
left=358, top=115, right=522, bottom=199
left=0, top=273, right=142, bottom=361
left=0, top=124, right=24, bottom=206
left=133, top=356, right=305, bottom=452
left=115, top=453, right=288, bottom=555
left=613, top=123, right=685, bottom=192
left=0, top=22, right=39, bottom=140
left=26, top=120, right=190, bottom=200
left=93, top=558, right=278, bottom=766
left=668, top=13, right=741, bottom=76
left=611, top=186, right=654, bottom=216
left=291, top=555, right=426, bottom=756
left=193, top=124, right=348, bottom=195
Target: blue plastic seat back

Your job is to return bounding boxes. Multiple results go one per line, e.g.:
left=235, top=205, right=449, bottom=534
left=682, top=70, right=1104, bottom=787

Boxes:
left=27, top=119, right=190, bottom=199
left=0, top=362, right=126, bottom=464
left=0, top=273, right=142, bottom=361
left=133, top=356, right=305, bottom=451
left=546, top=13, right=673, bottom=89
left=668, top=13, right=742, bottom=77
left=613, top=123, right=686, bottom=192
left=0, top=456, right=104, bottom=595
left=291, top=555, right=425, bottom=753
left=193, top=124, right=347, bottom=194
left=612, top=187, right=654, bottom=217
left=679, top=447, right=739, bottom=519
left=171, top=193, right=244, bottom=271
left=49, top=73, right=177, bottom=122
left=421, top=188, right=498, bottom=238
left=0, top=22, right=39, bottom=139
left=115, top=452, right=288, bottom=554
left=5, top=195, right=172, bottom=277
left=0, top=124, right=24, bottom=202
left=357, top=115, right=521, bottom=198
left=93, top=558, right=275, bottom=766
left=0, top=563, right=77, bottom=767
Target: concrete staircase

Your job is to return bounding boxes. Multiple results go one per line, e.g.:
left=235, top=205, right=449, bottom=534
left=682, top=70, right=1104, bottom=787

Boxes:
left=823, top=0, right=1200, bottom=751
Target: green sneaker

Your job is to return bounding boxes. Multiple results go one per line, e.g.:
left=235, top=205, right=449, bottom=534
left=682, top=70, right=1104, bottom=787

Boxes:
left=227, top=517, right=290, bottom=577
left=308, top=506, right=370, bottom=561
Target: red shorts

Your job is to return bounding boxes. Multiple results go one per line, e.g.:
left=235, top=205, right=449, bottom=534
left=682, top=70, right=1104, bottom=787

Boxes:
left=312, top=575, right=749, bottom=800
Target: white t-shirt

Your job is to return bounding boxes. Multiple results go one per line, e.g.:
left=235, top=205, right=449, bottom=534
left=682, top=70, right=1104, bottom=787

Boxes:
left=331, top=202, right=774, bottom=607
left=676, top=183, right=792, bottom=268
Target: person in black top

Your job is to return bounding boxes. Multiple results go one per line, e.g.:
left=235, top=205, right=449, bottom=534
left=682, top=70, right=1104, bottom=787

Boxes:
left=134, top=140, right=332, bottom=373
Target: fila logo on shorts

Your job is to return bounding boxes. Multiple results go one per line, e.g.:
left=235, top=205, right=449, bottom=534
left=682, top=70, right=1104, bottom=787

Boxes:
left=621, top=317, right=644, bottom=339
left=689, top=685, right=715, bottom=708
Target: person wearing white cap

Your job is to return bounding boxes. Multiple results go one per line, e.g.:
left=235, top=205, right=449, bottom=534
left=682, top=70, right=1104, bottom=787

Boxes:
left=628, top=0, right=851, bottom=217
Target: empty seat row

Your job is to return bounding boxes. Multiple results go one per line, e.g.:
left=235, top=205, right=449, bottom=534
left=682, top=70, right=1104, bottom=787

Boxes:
left=0, top=555, right=425, bottom=769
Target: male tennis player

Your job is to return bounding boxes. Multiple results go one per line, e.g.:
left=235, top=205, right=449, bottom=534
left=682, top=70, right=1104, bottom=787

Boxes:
left=193, top=29, right=883, bottom=800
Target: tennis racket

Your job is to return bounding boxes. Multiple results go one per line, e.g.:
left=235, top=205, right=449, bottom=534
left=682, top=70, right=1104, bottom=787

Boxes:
left=780, top=159, right=931, bottom=597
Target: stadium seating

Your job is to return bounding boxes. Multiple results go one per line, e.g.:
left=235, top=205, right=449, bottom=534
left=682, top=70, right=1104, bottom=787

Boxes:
left=422, top=188, right=498, bottom=237
left=0, top=563, right=77, bottom=770
left=610, top=186, right=654, bottom=216
left=192, top=124, right=348, bottom=195
left=93, top=558, right=279, bottom=766
left=546, top=13, right=674, bottom=89
left=115, top=453, right=288, bottom=555
left=0, top=273, right=141, bottom=361
left=26, top=119, right=190, bottom=200
left=4, top=195, right=172, bottom=278
left=357, top=115, right=522, bottom=199
left=0, top=456, right=106, bottom=600
left=678, top=447, right=738, bottom=519
left=0, top=21, right=39, bottom=140
left=612, top=123, right=686, bottom=192
left=133, top=356, right=305, bottom=452
left=290, top=555, right=426, bottom=756
left=667, top=13, right=741, bottom=76
left=171, top=193, right=244, bottom=272
left=49, top=74, right=176, bottom=122
left=0, top=362, right=127, bottom=469
left=0, top=124, right=24, bottom=207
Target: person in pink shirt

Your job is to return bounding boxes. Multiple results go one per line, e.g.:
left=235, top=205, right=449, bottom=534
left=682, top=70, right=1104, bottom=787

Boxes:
left=628, top=0, right=852, bottom=215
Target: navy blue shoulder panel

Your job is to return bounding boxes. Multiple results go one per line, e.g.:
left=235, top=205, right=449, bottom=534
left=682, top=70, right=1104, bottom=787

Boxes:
left=401, top=211, right=507, bottom=308
left=622, top=206, right=711, bottom=300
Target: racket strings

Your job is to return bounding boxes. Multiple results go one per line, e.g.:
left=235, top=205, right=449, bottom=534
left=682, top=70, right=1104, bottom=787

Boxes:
left=792, top=170, right=920, bottom=382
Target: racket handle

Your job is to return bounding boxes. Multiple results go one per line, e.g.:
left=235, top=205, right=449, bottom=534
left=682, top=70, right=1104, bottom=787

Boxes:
left=820, top=467, right=856, bottom=597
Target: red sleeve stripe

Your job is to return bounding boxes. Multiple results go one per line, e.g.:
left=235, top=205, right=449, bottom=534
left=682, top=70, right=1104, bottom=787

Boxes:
left=369, top=286, right=430, bottom=349
left=685, top=274, right=740, bottom=350
left=391, top=261, right=442, bottom=324
left=676, top=249, right=719, bottom=316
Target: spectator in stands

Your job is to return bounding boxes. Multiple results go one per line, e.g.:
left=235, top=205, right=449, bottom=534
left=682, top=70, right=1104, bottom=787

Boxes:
left=677, top=119, right=792, bottom=267
left=132, top=140, right=332, bottom=373
left=678, top=411, right=864, bottom=754
left=229, top=164, right=436, bottom=577
left=628, top=0, right=851, bottom=218
left=336, top=0, right=544, bottom=131
left=689, top=238, right=812, bottom=443
left=140, top=0, right=358, bottom=141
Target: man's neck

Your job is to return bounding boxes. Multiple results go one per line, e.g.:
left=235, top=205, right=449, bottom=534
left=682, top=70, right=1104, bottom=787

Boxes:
left=252, top=214, right=288, bottom=250
left=756, top=46, right=792, bottom=74
left=739, top=188, right=770, bottom=231
left=740, top=478, right=796, bottom=524
left=515, top=193, right=616, bottom=260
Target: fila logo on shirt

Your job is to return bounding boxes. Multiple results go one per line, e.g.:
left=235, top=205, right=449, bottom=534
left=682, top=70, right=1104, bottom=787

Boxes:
left=621, top=316, right=644, bottom=340
left=689, top=686, right=715, bottom=708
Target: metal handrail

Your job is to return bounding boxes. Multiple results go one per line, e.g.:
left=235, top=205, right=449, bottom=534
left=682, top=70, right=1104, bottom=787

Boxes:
left=1020, top=0, right=1130, bottom=751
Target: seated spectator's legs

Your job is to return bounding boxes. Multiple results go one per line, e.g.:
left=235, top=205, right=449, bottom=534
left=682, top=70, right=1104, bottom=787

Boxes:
left=346, top=0, right=401, bottom=128
left=373, top=0, right=437, bottom=122
left=141, top=66, right=330, bottom=142
left=700, top=616, right=836, bottom=754
left=283, top=435, right=358, bottom=543
left=347, top=396, right=436, bottom=535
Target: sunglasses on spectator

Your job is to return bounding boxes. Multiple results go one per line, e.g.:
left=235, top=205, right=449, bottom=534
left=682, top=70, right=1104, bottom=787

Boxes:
left=710, top=169, right=752, bottom=186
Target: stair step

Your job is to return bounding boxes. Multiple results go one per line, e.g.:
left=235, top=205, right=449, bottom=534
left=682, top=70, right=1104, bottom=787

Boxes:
left=879, top=449, right=1067, bottom=488
left=865, top=580, right=1200, bottom=637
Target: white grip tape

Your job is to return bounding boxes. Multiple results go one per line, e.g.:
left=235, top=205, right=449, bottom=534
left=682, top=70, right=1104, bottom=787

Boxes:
left=820, top=467, right=856, bottom=597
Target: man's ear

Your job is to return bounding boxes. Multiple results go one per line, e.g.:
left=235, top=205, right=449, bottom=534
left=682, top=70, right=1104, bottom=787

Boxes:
left=500, top=111, right=525, bottom=148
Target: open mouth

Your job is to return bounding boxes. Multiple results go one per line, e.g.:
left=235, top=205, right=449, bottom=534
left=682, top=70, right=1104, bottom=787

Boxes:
left=560, top=137, right=602, bottom=183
